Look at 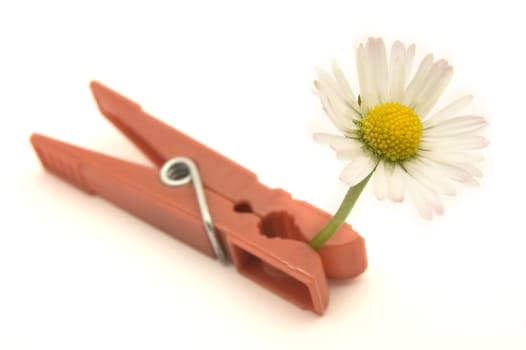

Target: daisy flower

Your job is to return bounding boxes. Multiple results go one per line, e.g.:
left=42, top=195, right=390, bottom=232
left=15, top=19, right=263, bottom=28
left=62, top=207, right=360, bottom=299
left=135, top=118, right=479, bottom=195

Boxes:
left=310, top=37, right=488, bottom=248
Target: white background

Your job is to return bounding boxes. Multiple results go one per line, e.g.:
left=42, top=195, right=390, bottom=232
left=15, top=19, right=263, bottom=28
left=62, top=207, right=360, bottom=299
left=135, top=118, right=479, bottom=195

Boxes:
left=1, top=1, right=525, bottom=349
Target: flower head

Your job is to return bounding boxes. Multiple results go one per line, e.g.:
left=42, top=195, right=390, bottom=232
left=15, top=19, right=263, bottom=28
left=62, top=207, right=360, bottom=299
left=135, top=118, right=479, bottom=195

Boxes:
left=314, top=37, right=488, bottom=219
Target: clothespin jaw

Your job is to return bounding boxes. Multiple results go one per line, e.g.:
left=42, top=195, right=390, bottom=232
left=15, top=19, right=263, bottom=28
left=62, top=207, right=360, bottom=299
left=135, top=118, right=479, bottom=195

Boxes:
left=30, top=81, right=367, bottom=315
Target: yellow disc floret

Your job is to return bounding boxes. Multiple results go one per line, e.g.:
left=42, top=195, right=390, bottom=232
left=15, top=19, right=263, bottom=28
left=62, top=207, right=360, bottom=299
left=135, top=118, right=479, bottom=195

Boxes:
left=360, top=102, right=422, bottom=162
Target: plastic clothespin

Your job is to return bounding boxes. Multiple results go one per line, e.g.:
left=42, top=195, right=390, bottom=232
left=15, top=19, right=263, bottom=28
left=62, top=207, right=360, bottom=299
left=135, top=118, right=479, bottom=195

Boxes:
left=30, top=82, right=367, bottom=315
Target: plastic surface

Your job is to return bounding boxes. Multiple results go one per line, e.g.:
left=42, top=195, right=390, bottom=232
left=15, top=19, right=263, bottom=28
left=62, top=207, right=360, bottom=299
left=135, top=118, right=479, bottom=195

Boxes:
left=30, top=82, right=367, bottom=315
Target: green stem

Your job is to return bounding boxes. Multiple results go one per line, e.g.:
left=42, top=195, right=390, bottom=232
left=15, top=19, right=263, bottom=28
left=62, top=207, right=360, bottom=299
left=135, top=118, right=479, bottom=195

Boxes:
left=309, top=171, right=373, bottom=250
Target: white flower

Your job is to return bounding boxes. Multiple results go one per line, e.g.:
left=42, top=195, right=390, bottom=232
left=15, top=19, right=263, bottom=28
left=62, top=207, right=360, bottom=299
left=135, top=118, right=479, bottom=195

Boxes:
left=314, top=37, right=488, bottom=219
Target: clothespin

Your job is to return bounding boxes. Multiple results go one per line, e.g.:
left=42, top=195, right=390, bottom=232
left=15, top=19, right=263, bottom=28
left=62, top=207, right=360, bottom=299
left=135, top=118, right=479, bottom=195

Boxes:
left=30, top=82, right=367, bottom=315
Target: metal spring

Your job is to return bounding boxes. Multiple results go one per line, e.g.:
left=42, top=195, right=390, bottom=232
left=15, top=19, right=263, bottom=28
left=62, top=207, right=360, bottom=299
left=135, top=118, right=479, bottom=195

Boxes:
left=159, top=157, right=227, bottom=264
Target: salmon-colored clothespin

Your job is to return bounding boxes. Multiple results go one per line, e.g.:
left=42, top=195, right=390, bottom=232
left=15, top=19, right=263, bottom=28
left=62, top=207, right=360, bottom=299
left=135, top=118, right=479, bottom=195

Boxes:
left=30, top=82, right=367, bottom=315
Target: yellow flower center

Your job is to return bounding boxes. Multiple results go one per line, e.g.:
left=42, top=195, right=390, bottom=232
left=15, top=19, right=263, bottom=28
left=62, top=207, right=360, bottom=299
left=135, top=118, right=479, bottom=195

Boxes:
left=360, top=102, right=423, bottom=162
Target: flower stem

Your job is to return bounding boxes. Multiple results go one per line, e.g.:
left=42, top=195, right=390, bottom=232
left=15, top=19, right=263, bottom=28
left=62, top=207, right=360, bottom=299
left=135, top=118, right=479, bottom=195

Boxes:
left=309, top=171, right=373, bottom=250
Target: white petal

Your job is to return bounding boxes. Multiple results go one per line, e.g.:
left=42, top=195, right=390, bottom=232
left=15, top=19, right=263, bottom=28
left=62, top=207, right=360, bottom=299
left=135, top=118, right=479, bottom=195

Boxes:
left=411, top=60, right=452, bottom=110
left=356, top=43, right=376, bottom=111
left=315, top=66, right=362, bottom=118
left=424, top=95, right=473, bottom=124
left=313, top=132, right=342, bottom=143
left=363, top=38, right=382, bottom=108
left=313, top=132, right=362, bottom=151
left=314, top=77, right=361, bottom=119
left=402, top=54, right=434, bottom=106
left=424, top=115, right=488, bottom=137
left=411, top=60, right=449, bottom=108
left=339, top=153, right=377, bottom=186
left=336, top=148, right=364, bottom=160
left=389, top=41, right=406, bottom=101
left=421, top=185, right=445, bottom=216
left=404, top=44, right=416, bottom=82
left=453, top=162, right=483, bottom=178
left=420, top=136, right=489, bottom=151
left=327, top=92, right=362, bottom=124
left=406, top=177, right=433, bottom=219
left=372, top=38, right=389, bottom=103
left=406, top=175, right=444, bottom=219
left=388, top=163, right=406, bottom=202
left=418, top=149, right=484, bottom=163
left=315, top=68, right=340, bottom=95
left=316, top=90, right=350, bottom=132
left=461, top=176, right=480, bottom=187
left=413, top=62, right=454, bottom=117
left=424, top=159, right=477, bottom=184
left=314, top=73, right=362, bottom=121
left=315, top=83, right=360, bottom=133
left=374, top=161, right=388, bottom=200
left=404, top=158, right=456, bottom=196
left=331, top=60, right=360, bottom=112
left=409, top=190, right=432, bottom=219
